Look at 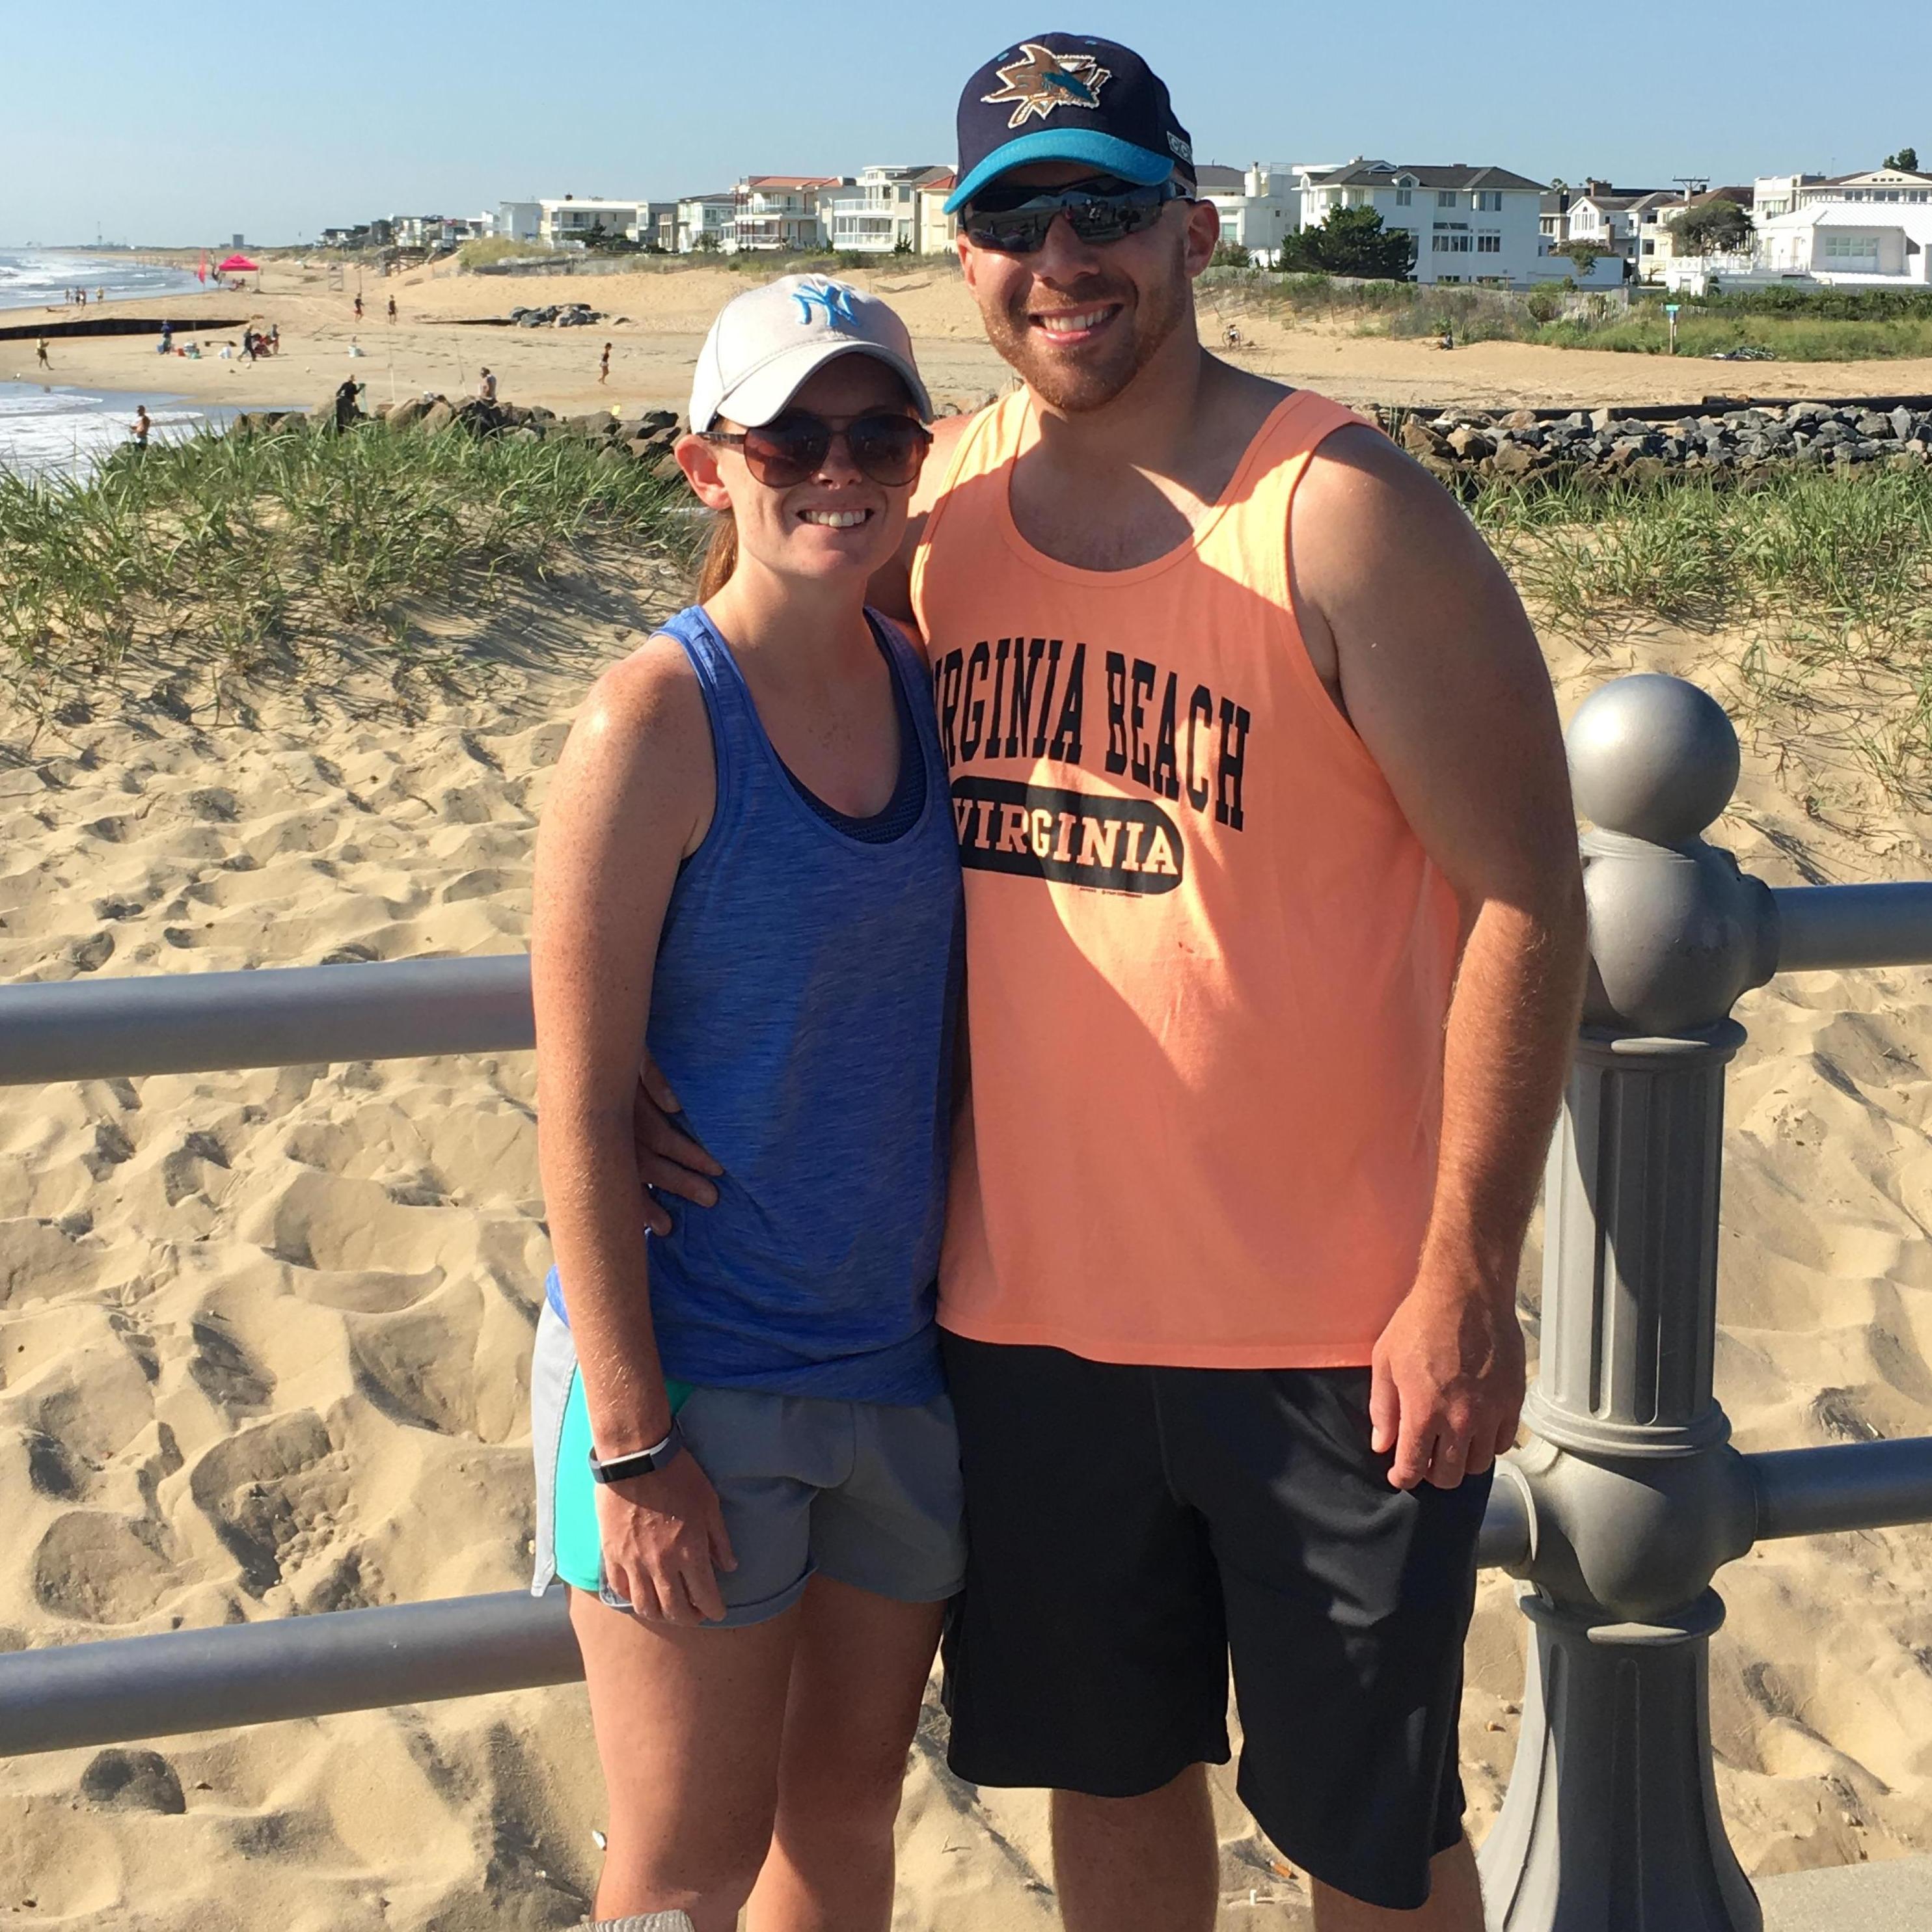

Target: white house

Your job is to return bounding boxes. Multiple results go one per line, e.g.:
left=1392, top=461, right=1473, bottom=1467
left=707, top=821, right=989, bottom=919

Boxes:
left=1663, top=165, right=1932, bottom=292
left=1296, top=160, right=1547, bottom=285
left=1633, top=187, right=1754, bottom=280
left=1752, top=174, right=1826, bottom=220
left=676, top=194, right=735, bottom=253
left=820, top=166, right=952, bottom=254
left=726, top=178, right=843, bottom=252
left=1197, top=163, right=1302, bottom=263
left=1562, top=181, right=1672, bottom=258
left=1754, top=202, right=1932, bottom=285
left=496, top=201, right=541, bottom=243
left=496, top=197, right=657, bottom=247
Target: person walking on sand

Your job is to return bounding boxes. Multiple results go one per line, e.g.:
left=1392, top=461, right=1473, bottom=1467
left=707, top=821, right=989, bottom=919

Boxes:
left=529, top=275, right=958, bottom=1932
left=387, top=293, right=397, bottom=324
left=599, top=339, right=612, bottom=385
left=34, top=336, right=49, bottom=370
left=634, top=34, right=1586, bottom=1932
left=353, top=290, right=364, bottom=321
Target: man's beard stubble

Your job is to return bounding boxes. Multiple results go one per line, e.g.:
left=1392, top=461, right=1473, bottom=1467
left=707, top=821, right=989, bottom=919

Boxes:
left=978, top=243, right=1193, bottom=415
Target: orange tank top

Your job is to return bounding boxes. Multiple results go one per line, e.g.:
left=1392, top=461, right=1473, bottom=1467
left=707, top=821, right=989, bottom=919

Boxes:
left=911, top=387, right=1461, bottom=1368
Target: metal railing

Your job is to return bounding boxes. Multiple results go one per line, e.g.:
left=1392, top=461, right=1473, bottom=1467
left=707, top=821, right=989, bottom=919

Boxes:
left=1, top=673, right=1930, bottom=1932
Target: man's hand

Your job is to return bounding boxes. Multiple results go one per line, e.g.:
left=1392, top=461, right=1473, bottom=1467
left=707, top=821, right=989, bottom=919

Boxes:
left=1369, top=1275, right=1525, bottom=1491
left=595, top=1450, right=737, bottom=1625
left=631, top=1055, right=722, bottom=1238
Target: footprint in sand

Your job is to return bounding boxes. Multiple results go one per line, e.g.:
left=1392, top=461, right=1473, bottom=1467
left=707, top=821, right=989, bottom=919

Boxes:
left=187, top=1410, right=347, bottom=1596
left=33, top=1510, right=176, bottom=1625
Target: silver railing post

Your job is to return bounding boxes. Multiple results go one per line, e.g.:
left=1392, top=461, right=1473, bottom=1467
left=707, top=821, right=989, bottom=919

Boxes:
left=1480, top=676, right=1778, bottom=1932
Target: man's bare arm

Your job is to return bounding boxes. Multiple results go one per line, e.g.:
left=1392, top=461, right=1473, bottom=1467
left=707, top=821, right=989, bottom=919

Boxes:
left=1293, top=428, right=1588, bottom=1490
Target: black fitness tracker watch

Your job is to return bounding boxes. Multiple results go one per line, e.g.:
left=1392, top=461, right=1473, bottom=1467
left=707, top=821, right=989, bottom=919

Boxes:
left=587, top=1419, right=685, bottom=1484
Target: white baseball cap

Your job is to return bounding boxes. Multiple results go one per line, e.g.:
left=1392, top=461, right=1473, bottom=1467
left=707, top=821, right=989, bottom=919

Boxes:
left=688, top=275, right=932, bottom=432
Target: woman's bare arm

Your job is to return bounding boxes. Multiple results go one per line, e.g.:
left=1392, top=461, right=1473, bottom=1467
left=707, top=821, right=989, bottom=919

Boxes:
left=532, top=635, right=731, bottom=1621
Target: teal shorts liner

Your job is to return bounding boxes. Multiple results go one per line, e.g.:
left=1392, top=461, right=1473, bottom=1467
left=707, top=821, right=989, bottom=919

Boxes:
left=529, top=1299, right=965, bottom=1628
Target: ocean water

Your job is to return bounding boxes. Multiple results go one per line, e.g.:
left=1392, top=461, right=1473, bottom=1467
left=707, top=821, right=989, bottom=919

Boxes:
left=0, top=382, right=254, bottom=480
left=0, top=248, right=207, bottom=313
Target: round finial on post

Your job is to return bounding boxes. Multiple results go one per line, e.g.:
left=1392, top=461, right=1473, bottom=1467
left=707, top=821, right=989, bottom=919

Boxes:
left=1566, top=674, right=1740, bottom=850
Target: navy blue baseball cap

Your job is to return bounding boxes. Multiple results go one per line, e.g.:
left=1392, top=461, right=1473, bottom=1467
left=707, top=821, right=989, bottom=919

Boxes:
left=945, top=34, right=1195, bottom=215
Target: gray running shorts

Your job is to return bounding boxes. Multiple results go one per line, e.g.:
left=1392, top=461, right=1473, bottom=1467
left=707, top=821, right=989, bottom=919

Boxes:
left=530, top=1301, right=964, bottom=1627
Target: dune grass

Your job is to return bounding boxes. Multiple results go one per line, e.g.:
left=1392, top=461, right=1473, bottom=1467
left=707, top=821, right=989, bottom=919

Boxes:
left=1206, top=269, right=1932, bottom=361
left=0, top=422, right=690, bottom=708
left=1473, top=465, right=1932, bottom=798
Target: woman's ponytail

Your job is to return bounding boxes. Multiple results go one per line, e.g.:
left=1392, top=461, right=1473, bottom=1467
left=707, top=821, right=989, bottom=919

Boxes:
left=695, top=510, right=737, bottom=601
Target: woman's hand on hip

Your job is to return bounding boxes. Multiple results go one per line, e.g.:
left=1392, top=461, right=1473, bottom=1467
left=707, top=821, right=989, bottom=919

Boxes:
left=595, top=1452, right=738, bottom=1625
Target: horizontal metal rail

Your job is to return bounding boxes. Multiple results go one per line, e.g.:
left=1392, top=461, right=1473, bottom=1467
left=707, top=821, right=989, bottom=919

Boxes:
left=0, top=1590, right=580, bottom=1758
left=6, top=1442, right=1925, bottom=1760
left=3, top=880, right=1932, bottom=1092
left=0, top=955, right=532, bottom=1087
left=1750, top=1438, right=1932, bottom=1542
left=1771, top=884, right=1932, bottom=974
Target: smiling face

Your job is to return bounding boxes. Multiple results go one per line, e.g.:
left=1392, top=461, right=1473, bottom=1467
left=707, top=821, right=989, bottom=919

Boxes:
left=676, top=356, right=921, bottom=591
left=957, top=163, right=1221, bottom=414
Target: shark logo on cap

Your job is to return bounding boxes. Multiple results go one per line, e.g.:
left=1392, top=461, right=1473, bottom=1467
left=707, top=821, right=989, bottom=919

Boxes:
left=981, top=43, right=1111, bottom=129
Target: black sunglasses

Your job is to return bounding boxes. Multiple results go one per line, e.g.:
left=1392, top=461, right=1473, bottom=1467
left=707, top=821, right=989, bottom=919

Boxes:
left=703, top=410, right=932, bottom=489
left=960, top=176, right=1190, bottom=254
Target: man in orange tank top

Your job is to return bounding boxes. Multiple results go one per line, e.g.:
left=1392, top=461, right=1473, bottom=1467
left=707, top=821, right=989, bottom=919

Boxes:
left=890, top=35, right=1585, bottom=1932
left=634, top=33, right=1587, bottom=1932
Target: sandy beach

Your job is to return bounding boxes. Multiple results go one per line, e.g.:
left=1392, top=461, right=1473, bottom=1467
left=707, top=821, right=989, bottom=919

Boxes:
left=12, top=254, right=1932, bottom=426
left=1, top=258, right=1931, bottom=1927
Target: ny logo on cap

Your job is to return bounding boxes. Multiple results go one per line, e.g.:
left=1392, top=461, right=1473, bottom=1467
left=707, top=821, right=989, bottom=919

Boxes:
left=982, top=43, right=1111, bottom=129
left=793, top=282, right=858, bottom=327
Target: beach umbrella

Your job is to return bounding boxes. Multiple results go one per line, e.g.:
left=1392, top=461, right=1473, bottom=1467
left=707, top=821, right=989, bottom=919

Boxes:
left=216, top=254, right=259, bottom=274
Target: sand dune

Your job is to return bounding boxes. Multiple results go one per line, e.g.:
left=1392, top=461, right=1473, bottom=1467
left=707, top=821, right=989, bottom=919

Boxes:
left=0, top=548, right=1929, bottom=1925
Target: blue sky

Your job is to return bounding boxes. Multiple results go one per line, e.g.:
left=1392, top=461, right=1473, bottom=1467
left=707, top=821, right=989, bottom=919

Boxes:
left=5, top=1, right=1928, bottom=245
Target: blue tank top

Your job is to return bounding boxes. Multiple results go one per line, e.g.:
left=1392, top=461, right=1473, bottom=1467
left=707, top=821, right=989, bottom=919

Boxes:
left=547, top=604, right=962, bottom=1404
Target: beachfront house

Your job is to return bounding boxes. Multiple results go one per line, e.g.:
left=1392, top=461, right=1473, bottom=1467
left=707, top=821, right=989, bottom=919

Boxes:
left=1662, top=163, right=1932, bottom=292
left=1562, top=180, right=1673, bottom=260
left=727, top=178, right=844, bottom=252
left=1294, top=160, right=1547, bottom=284
left=915, top=173, right=959, bottom=255
left=1629, top=187, right=1754, bottom=280
left=675, top=195, right=736, bottom=253
left=819, top=167, right=953, bottom=254
left=1197, top=164, right=1303, bottom=265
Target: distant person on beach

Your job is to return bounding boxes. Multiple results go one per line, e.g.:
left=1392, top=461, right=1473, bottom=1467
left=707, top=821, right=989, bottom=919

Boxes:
left=633, top=34, right=1586, bottom=1932
left=131, top=405, right=150, bottom=448
left=269, top=322, right=279, bottom=354
left=478, top=366, right=497, bottom=403
left=333, top=378, right=361, bottom=432
left=353, top=291, right=364, bottom=321
left=159, top=321, right=174, bottom=355
left=599, top=340, right=611, bottom=384
left=35, top=337, right=49, bottom=369
left=387, top=294, right=396, bottom=323
left=529, top=277, right=953, bottom=1932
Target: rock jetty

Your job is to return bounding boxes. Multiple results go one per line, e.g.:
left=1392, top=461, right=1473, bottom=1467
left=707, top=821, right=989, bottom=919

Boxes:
left=1391, top=398, right=1932, bottom=489
left=229, top=397, right=687, bottom=472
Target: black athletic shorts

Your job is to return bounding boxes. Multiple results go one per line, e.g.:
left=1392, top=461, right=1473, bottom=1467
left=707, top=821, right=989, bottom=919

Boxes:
left=939, top=1334, right=1490, bottom=1914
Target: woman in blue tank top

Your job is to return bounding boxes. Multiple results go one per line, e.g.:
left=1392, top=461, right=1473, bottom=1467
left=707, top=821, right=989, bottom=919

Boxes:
left=528, top=280, right=962, bottom=1932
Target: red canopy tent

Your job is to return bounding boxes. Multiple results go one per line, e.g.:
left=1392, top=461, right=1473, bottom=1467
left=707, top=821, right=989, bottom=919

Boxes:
left=215, top=254, right=259, bottom=274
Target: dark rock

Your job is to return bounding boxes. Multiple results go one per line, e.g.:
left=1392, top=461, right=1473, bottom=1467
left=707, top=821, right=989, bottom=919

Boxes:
left=386, top=396, right=435, bottom=431
left=81, top=1748, right=185, bottom=1815
left=418, top=400, right=456, bottom=435
left=1400, top=420, right=1452, bottom=459
left=1447, top=427, right=1494, bottom=459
